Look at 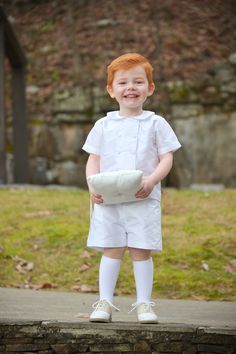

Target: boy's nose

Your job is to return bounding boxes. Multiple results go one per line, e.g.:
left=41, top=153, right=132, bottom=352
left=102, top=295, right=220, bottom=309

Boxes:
left=127, top=82, right=135, bottom=89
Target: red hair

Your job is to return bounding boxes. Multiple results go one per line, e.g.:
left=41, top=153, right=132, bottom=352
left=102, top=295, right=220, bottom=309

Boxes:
left=107, top=53, right=154, bottom=87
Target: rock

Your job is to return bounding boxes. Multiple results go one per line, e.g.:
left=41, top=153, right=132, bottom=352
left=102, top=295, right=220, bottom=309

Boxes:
left=29, top=158, right=49, bottom=185
left=174, top=112, right=236, bottom=188
left=30, top=126, right=57, bottom=159
left=229, top=53, right=236, bottom=65
left=52, top=87, right=92, bottom=112
left=93, top=86, right=117, bottom=114
left=26, top=85, right=40, bottom=94
left=221, top=81, right=236, bottom=93
left=96, top=19, right=119, bottom=27
left=56, top=161, right=79, bottom=186
left=171, top=104, right=203, bottom=119
left=54, top=113, right=91, bottom=123
left=214, top=63, right=235, bottom=84
left=53, top=125, right=84, bottom=160
left=201, top=85, right=222, bottom=105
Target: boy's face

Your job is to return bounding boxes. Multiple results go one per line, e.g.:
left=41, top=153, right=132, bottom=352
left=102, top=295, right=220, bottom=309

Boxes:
left=107, top=65, right=155, bottom=116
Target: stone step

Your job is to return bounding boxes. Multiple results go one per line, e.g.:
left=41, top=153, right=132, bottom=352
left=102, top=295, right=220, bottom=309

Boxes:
left=0, top=288, right=235, bottom=353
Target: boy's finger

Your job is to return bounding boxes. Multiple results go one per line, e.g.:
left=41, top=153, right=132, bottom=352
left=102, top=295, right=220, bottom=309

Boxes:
left=93, top=195, right=104, bottom=204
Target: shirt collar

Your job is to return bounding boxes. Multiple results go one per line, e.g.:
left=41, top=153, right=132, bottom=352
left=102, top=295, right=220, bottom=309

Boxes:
left=107, top=110, right=155, bottom=120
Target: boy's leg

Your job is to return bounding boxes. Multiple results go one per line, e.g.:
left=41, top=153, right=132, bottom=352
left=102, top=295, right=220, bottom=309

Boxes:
left=90, top=247, right=124, bottom=322
left=129, top=247, right=158, bottom=323
left=99, top=247, right=125, bottom=302
left=129, top=248, right=153, bottom=303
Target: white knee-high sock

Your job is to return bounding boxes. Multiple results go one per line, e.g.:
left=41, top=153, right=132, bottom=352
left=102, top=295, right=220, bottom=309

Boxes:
left=133, top=258, right=153, bottom=303
left=99, top=255, right=121, bottom=303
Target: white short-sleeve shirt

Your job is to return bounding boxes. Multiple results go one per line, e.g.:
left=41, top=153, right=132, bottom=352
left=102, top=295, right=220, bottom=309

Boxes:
left=82, top=110, right=181, bottom=201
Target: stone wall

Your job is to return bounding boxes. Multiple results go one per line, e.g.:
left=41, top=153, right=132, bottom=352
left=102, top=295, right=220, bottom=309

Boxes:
left=6, top=53, right=236, bottom=188
left=0, top=320, right=235, bottom=354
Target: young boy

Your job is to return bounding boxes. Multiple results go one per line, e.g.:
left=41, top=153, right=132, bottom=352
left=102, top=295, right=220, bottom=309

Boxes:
left=82, top=53, right=181, bottom=323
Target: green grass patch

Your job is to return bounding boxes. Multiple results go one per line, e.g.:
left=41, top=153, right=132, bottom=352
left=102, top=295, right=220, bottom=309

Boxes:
left=0, top=188, right=235, bottom=300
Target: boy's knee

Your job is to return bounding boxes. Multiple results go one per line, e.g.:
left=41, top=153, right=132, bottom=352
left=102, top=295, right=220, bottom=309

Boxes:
left=103, top=247, right=126, bottom=259
left=129, top=247, right=151, bottom=261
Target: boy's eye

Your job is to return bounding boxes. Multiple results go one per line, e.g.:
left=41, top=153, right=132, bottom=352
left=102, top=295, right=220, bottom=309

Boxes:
left=136, top=80, right=144, bottom=84
left=118, top=82, right=126, bottom=85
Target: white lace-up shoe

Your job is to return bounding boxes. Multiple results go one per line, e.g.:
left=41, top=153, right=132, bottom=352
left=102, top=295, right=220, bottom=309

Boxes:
left=89, top=299, right=120, bottom=323
left=129, top=301, right=158, bottom=324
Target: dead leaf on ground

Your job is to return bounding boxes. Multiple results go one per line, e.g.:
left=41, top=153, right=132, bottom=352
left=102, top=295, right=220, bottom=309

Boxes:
left=72, top=284, right=97, bottom=293
left=80, top=250, right=95, bottom=259
left=34, top=282, right=58, bottom=290
left=74, top=312, right=89, bottom=318
left=224, top=259, right=236, bottom=274
left=191, top=294, right=207, bottom=301
left=15, top=261, right=34, bottom=274
left=79, top=264, right=91, bottom=272
left=80, top=284, right=97, bottom=293
left=71, top=285, right=81, bottom=291
left=17, top=280, right=57, bottom=290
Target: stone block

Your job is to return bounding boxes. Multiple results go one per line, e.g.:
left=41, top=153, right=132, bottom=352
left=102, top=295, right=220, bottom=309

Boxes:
left=56, top=161, right=79, bottom=186
left=53, top=124, right=84, bottom=160
left=229, top=53, right=236, bottom=65
left=89, top=343, right=133, bottom=352
left=221, top=81, right=236, bottom=93
left=197, top=344, right=229, bottom=353
left=134, top=340, right=151, bottom=352
left=52, top=87, right=92, bottom=112
left=93, top=86, right=113, bottom=113
left=29, top=157, right=49, bottom=185
left=214, top=62, right=235, bottom=84
left=5, top=343, right=50, bottom=352
left=37, top=127, right=57, bottom=159
left=152, top=341, right=184, bottom=352
left=51, top=343, right=89, bottom=353
left=171, top=104, right=203, bottom=119
left=173, top=110, right=236, bottom=188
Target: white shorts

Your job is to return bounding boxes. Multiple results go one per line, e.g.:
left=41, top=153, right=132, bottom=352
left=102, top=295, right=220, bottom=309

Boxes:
left=87, top=198, right=162, bottom=252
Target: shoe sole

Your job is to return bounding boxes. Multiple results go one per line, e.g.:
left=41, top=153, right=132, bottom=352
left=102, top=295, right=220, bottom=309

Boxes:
left=89, top=317, right=112, bottom=323
left=139, top=320, right=158, bottom=324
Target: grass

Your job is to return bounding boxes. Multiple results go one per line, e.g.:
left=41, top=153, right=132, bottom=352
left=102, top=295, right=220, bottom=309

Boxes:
left=0, top=187, right=235, bottom=301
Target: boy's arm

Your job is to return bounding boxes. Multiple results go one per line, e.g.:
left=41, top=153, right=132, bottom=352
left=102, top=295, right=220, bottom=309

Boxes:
left=86, top=154, right=104, bottom=204
left=86, top=153, right=100, bottom=177
left=135, top=152, right=173, bottom=199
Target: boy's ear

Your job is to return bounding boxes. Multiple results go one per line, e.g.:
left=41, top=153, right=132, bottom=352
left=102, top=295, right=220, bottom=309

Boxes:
left=148, top=82, right=155, bottom=96
left=107, top=85, right=115, bottom=98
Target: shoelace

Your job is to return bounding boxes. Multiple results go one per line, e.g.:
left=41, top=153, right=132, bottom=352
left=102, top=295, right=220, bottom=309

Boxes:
left=128, top=301, right=156, bottom=314
left=92, top=299, right=120, bottom=312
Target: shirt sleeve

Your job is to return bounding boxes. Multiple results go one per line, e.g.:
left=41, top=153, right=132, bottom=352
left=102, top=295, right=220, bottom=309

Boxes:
left=82, top=119, right=103, bottom=155
left=156, top=116, right=181, bottom=155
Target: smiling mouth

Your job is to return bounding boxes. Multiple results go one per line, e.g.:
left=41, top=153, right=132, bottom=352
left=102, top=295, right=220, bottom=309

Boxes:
left=124, top=94, right=139, bottom=98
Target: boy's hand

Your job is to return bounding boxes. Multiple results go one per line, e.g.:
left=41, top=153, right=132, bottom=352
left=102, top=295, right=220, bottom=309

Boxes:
left=88, top=182, right=103, bottom=204
left=91, top=192, right=104, bottom=204
left=135, top=176, right=155, bottom=199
